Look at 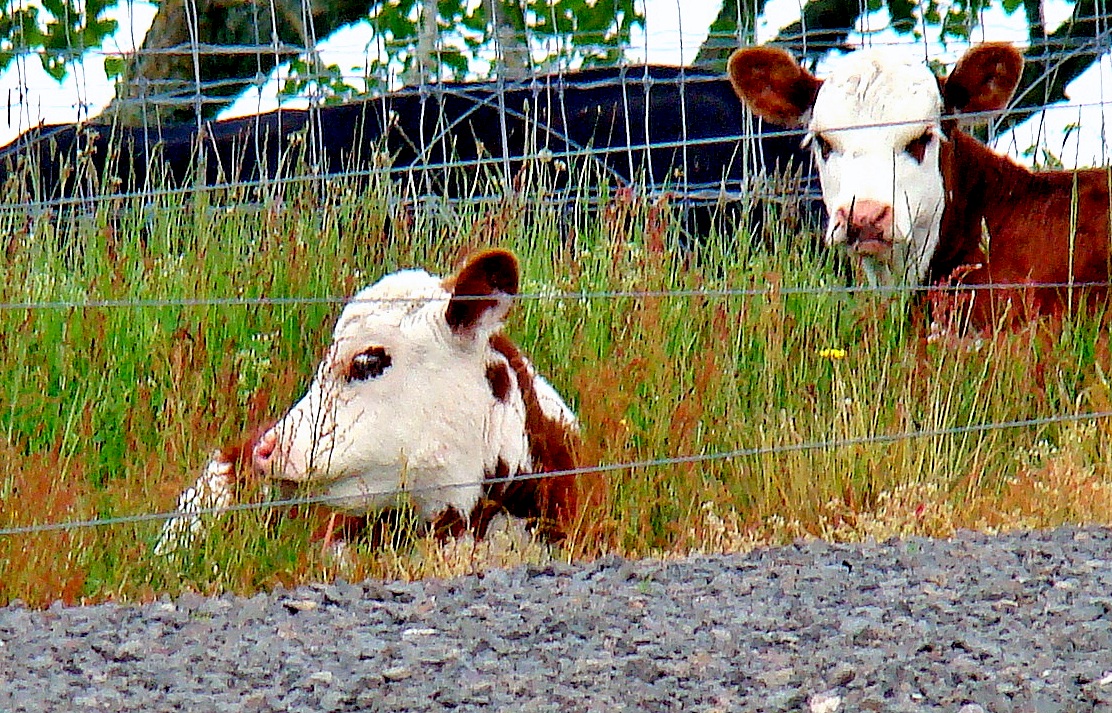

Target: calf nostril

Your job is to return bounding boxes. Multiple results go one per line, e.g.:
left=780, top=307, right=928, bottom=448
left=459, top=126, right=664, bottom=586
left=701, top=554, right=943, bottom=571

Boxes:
left=845, top=201, right=893, bottom=237
left=871, top=204, right=893, bottom=229
left=253, top=430, right=278, bottom=470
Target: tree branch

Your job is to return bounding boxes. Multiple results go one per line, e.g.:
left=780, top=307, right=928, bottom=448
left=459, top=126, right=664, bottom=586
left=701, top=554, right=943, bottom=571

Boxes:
left=1001, top=0, right=1107, bottom=130
left=772, top=0, right=864, bottom=64
left=693, top=0, right=770, bottom=69
left=694, top=0, right=864, bottom=70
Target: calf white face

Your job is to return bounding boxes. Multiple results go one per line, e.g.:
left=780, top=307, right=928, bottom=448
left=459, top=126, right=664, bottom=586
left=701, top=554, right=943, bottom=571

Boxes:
left=809, top=50, right=945, bottom=285
left=728, top=43, right=1023, bottom=286
left=253, top=250, right=574, bottom=522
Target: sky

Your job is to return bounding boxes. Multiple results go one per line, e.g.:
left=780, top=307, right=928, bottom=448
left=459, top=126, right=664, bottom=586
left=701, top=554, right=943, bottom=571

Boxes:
left=1, top=0, right=1110, bottom=167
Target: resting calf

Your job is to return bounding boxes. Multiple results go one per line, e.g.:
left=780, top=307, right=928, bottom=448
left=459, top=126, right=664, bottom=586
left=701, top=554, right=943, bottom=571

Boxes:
left=156, top=249, right=579, bottom=554
left=728, top=42, right=1112, bottom=327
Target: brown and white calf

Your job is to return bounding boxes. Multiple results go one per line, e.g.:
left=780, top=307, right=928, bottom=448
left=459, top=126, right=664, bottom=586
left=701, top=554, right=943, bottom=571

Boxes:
left=156, top=249, right=580, bottom=554
left=727, top=42, right=1112, bottom=327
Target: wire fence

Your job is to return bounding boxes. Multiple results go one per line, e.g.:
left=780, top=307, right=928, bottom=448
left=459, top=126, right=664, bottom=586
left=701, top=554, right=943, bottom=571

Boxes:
left=4, top=96, right=1109, bottom=216
left=1, top=278, right=1112, bottom=313
left=3, top=3, right=1112, bottom=559
left=3, top=0, right=1112, bottom=209
left=3, top=409, right=1111, bottom=540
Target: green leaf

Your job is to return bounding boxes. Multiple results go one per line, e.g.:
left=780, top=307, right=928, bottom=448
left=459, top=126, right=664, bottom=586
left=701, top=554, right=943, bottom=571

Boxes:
left=374, top=2, right=418, bottom=41
left=887, top=0, right=917, bottom=33
left=40, top=0, right=67, bottom=20
left=103, top=54, right=125, bottom=79
left=41, top=52, right=66, bottom=80
left=439, top=47, right=468, bottom=75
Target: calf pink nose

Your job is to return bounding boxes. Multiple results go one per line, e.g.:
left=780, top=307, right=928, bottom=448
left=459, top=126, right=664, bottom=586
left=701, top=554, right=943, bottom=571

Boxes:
left=252, top=430, right=279, bottom=473
left=835, top=199, right=893, bottom=254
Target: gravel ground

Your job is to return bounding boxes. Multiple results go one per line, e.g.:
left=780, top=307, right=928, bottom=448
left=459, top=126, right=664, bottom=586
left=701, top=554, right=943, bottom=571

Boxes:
left=4, top=527, right=1112, bottom=712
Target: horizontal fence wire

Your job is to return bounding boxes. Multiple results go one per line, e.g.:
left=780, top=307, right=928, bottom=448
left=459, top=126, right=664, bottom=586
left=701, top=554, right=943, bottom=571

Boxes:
left=3, top=31, right=1107, bottom=78
left=0, top=184, right=816, bottom=218
left=4, top=19, right=1112, bottom=217
left=6, top=32, right=1112, bottom=96
left=1, top=95, right=1108, bottom=216
left=1, top=279, right=1112, bottom=313
left=1, top=409, right=1109, bottom=540
left=12, top=29, right=1112, bottom=63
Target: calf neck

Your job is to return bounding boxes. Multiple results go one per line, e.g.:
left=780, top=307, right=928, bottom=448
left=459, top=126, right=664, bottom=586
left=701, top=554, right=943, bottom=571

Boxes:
left=935, top=131, right=1112, bottom=322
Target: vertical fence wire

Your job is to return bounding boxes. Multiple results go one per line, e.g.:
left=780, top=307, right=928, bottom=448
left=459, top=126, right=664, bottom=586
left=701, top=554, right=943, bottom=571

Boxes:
left=186, top=0, right=204, bottom=132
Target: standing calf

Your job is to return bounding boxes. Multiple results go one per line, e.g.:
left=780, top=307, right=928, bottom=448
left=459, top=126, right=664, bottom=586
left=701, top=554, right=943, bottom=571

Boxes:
left=727, top=42, right=1112, bottom=327
left=157, top=249, right=580, bottom=554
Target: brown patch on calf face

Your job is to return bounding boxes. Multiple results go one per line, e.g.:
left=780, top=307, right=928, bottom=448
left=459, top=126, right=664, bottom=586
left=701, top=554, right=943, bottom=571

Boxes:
left=929, top=133, right=987, bottom=283
left=485, top=361, right=513, bottom=402
left=475, top=334, right=580, bottom=542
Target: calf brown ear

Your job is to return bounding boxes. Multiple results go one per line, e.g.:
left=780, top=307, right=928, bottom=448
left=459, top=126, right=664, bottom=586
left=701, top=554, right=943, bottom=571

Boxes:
left=944, top=43, right=1023, bottom=116
left=445, top=249, right=520, bottom=336
left=727, top=46, right=822, bottom=126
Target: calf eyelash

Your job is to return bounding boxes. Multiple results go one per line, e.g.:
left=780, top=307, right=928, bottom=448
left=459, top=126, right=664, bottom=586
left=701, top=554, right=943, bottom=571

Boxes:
left=809, top=133, right=834, bottom=161
left=347, top=346, right=392, bottom=382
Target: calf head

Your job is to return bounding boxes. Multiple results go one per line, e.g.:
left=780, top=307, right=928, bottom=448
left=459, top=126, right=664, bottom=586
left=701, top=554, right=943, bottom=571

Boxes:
left=728, top=43, right=1022, bottom=285
left=253, top=249, right=576, bottom=525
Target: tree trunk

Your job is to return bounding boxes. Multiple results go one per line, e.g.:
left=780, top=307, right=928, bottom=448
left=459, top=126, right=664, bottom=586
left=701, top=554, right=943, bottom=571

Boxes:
left=100, top=0, right=372, bottom=126
left=415, top=0, right=435, bottom=78
left=485, top=0, right=530, bottom=80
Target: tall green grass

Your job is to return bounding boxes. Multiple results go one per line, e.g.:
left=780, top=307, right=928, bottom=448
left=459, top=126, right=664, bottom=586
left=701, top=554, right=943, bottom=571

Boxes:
left=3, top=157, right=1112, bottom=607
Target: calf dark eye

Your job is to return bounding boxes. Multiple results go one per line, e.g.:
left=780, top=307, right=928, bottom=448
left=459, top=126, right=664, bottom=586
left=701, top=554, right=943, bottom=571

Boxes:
left=904, top=130, right=932, bottom=163
left=347, top=347, right=392, bottom=382
left=813, top=133, right=834, bottom=161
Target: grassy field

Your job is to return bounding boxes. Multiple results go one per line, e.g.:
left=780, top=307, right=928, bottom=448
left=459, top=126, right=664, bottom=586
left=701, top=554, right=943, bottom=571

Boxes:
left=2, top=158, right=1112, bottom=608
